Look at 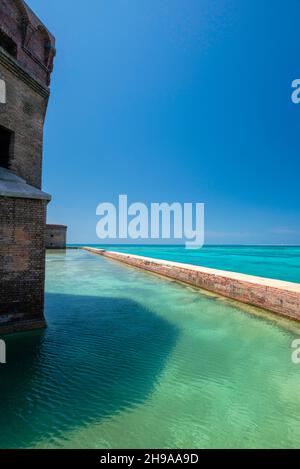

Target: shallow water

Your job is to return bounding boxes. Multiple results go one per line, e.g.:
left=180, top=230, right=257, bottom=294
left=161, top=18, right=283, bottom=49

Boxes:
left=1, top=249, right=300, bottom=448
left=78, top=245, right=300, bottom=284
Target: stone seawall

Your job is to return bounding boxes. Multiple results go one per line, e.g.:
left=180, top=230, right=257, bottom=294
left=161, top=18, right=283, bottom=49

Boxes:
left=82, top=247, right=300, bottom=322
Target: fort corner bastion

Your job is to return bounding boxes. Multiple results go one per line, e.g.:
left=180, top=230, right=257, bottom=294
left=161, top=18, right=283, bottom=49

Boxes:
left=45, top=224, right=67, bottom=249
left=0, top=0, right=55, bottom=333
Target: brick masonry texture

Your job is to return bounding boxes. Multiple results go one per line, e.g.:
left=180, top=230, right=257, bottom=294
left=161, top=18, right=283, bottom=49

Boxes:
left=0, top=0, right=55, bottom=86
left=0, top=197, right=47, bottom=332
left=83, top=247, right=300, bottom=322
left=0, top=1, right=55, bottom=334
left=45, top=224, right=67, bottom=249
left=0, top=64, right=48, bottom=188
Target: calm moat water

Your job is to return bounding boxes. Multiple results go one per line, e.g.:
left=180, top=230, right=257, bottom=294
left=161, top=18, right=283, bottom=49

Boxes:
left=79, top=245, right=300, bottom=284
left=1, top=249, right=300, bottom=448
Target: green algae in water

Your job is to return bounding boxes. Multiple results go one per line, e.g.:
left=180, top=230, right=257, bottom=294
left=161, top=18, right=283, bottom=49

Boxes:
left=1, top=249, right=300, bottom=448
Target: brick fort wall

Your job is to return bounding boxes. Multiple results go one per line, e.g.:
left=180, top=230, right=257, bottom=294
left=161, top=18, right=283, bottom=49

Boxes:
left=0, top=197, right=47, bottom=332
left=0, top=0, right=55, bottom=333
left=45, top=224, right=67, bottom=249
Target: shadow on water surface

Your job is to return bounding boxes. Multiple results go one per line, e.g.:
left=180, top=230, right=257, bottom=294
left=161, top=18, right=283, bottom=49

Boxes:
left=0, top=293, right=179, bottom=448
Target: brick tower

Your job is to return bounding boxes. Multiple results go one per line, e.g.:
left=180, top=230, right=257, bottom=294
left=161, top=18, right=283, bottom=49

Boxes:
left=0, top=0, right=55, bottom=333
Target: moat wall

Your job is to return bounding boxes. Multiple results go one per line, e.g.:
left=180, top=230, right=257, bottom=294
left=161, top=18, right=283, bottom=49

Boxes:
left=83, top=247, right=300, bottom=322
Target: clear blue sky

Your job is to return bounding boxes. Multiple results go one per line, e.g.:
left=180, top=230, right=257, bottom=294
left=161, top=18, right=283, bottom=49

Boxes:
left=27, top=0, right=300, bottom=245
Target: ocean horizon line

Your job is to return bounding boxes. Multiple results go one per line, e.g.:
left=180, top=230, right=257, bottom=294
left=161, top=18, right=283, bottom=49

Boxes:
left=67, top=243, right=300, bottom=247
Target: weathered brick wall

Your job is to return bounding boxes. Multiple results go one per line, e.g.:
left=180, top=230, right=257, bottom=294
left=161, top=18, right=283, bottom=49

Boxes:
left=0, top=1, right=55, bottom=333
left=0, top=196, right=47, bottom=332
left=0, top=0, right=56, bottom=188
left=0, top=62, right=47, bottom=188
left=45, top=224, right=67, bottom=249
left=0, top=0, right=55, bottom=86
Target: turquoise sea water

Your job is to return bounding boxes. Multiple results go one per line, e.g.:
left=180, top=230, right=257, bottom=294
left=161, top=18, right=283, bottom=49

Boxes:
left=76, top=245, right=300, bottom=284
left=1, top=249, right=300, bottom=448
